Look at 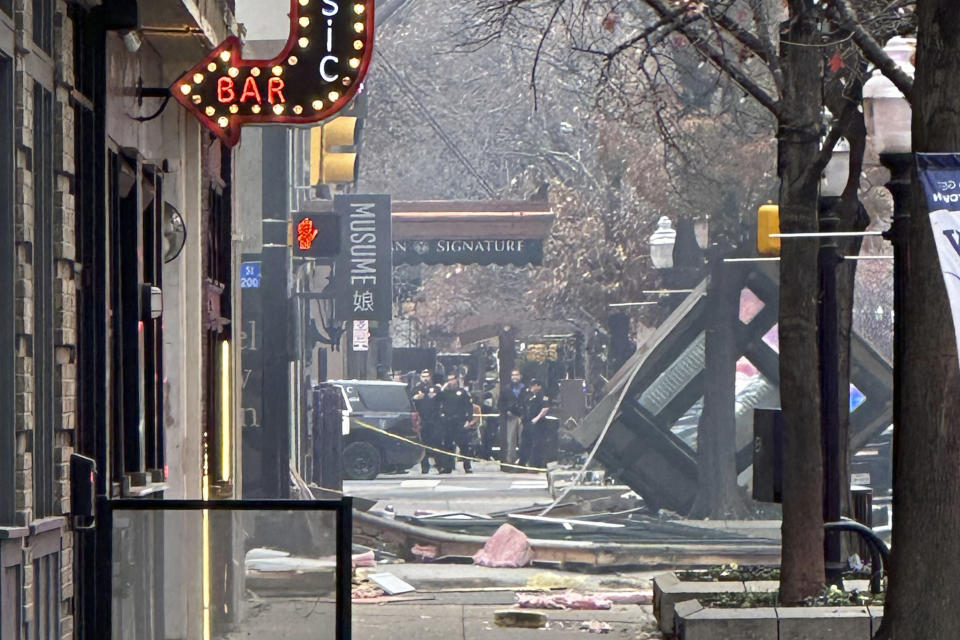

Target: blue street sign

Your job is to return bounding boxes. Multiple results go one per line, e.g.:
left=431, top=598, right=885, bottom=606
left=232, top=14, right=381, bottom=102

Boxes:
left=240, top=262, right=261, bottom=288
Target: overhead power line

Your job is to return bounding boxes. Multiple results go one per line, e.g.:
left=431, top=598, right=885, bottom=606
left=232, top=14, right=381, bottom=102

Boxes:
left=375, top=51, right=498, bottom=197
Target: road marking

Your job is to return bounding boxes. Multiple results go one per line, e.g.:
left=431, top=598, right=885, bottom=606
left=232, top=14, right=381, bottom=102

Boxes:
left=434, top=485, right=484, bottom=493
left=510, top=480, right=548, bottom=490
left=400, top=479, right=442, bottom=488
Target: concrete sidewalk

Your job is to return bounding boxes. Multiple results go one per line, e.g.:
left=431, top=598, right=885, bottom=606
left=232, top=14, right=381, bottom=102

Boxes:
left=350, top=562, right=663, bottom=639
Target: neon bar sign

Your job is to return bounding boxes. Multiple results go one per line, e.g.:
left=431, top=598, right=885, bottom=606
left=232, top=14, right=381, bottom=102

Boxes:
left=171, top=0, right=374, bottom=146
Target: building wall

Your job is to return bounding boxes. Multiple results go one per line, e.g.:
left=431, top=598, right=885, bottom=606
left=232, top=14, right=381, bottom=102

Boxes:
left=3, top=0, right=78, bottom=637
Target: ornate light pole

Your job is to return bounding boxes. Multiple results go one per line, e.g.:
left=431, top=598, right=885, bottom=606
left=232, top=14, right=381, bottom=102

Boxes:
left=863, top=36, right=914, bottom=568
left=819, top=134, right=849, bottom=574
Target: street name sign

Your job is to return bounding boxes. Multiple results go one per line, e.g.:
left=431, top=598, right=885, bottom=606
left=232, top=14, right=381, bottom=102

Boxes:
left=171, top=0, right=375, bottom=146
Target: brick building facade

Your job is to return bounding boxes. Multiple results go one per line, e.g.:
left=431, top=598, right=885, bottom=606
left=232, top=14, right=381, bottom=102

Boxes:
left=2, top=0, right=81, bottom=637
left=1, top=1, right=240, bottom=638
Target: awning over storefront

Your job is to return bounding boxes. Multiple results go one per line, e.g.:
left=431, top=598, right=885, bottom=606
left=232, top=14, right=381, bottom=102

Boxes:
left=391, top=200, right=554, bottom=266
left=393, top=238, right=543, bottom=266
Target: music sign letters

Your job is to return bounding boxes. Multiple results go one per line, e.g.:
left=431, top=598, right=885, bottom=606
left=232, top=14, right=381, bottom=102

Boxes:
left=170, top=0, right=375, bottom=146
left=918, top=153, right=960, bottom=368
left=335, top=195, right=392, bottom=323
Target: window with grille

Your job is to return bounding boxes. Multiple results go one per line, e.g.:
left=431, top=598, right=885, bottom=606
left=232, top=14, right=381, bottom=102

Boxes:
left=32, top=0, right=53, bottom=53
left=0, top=54, right=13, bottom=525
left=31, top=552, right=59, bottom=639
left=32, top=82, right=54, bottom=519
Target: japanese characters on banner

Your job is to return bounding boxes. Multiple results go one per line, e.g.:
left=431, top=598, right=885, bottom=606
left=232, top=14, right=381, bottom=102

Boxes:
left=917, top=153, right=960, bottom=366
left=335, top=194, right=392, bottom=323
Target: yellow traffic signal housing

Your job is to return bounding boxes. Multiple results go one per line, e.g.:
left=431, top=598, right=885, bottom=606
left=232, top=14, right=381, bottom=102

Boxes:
left=310, top=116, right=359, bottom=185
left=757, top=203, right=780, bottom=257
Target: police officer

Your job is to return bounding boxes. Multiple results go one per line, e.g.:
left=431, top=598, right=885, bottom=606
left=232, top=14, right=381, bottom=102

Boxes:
left=411, top=370, right=442, bottom=473
left=438, top=373, right=474, bottom=473
left=517, top=378, right=550, bottom=470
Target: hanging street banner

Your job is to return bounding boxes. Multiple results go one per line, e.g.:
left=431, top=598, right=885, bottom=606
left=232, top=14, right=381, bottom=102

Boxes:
left=335, top=194, right=392, bottom=323
left=392, top=238, right=544, bottom=266
left=171, top=0, right=375, bottom=146
left=918, top=153, right=960, bottom=366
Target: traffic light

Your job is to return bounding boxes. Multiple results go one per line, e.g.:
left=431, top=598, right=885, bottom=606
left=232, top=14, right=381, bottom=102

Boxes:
left=310, top=116, right=360, bottom=186
left=292, top=213, right=340, bottom=258
left=757, top=202, right=780, bottom=257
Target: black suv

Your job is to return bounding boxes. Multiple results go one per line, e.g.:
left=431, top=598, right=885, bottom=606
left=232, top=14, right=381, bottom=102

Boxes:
left=328, top=380, right=424, bottom=480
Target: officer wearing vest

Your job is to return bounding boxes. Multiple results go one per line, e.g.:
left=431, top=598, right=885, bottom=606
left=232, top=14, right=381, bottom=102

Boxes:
left=517, top=378, right=550, bottom=470
left=438, top=373, right=474, bottom=473
left=411, top=370, right=442, bottom=473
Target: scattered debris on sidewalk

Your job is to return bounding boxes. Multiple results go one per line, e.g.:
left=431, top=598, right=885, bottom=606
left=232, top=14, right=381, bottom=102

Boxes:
left=367, top=572, right=416, bottom=595
left=524, top=571, right=588, bottom=590
left=516, top=589, right=653, bottom=609
left=352, top=549, right=376, bottom=567
left=516, top=591, right=612, bottom=610
left=580, top=620, right=612, bottom=634
left=410, top=543, right=437, bottom=559
left=493, top=609, right=548, bottom=628
left=473, top=523, right=533, bottom=567
left=351, top=582, right=385, bottom=600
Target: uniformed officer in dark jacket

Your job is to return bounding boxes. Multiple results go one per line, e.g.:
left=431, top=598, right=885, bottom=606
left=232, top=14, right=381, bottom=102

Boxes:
left=517, top=378, right=550, bottom=470
left=438, top=373, right=474, bottom=473
left=411, top=370, right=441, bottom=473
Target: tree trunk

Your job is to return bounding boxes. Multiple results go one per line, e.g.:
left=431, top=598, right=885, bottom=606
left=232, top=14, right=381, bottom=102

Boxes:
left=875, top=4, right=960, bottom=638
left=688, top=248, right=750, bottom=519
left=777, top=1, right=826, bottom=605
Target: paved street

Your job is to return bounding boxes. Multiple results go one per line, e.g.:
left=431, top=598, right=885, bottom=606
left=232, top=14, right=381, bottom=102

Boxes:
left=344, top=462, right=553, bottom=516
left=224, top=564, right=664, bottom=639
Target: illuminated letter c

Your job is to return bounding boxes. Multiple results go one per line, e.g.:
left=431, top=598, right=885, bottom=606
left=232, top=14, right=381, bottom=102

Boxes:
left=320, top=55, right=340, bottom=82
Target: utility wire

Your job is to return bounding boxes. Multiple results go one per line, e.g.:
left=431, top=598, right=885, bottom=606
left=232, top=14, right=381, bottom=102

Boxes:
left=375, top=51, right=498, bottom=197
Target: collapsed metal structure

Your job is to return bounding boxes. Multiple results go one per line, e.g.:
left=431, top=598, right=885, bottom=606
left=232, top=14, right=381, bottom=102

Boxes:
left=572, top=265, right=892, bottom=513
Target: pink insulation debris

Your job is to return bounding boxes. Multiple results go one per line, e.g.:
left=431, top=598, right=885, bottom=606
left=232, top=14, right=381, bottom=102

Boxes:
left=411, top=544, right=438, bottom=559
left=515, top=590, right=652, bottom=610
left=472, top=523, right=534, bottom=568
left=515, top=591, right=612, bottom=610
left=352, top=550, right=376, bottom=568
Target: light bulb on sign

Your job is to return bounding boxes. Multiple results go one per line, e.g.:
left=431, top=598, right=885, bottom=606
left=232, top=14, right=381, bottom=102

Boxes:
left=169, top=0, right=374, bottom=145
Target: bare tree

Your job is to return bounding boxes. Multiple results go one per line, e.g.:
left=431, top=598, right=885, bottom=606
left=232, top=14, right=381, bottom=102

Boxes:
left=875, top=2, right=960, bottom=637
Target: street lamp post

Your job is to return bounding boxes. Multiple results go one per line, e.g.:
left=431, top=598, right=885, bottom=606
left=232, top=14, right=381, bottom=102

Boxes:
left=863, top=36, right=914, bottom=591
left=649, top=216, right=677, bottom=269
left=818, top=129, right=850, bottom=577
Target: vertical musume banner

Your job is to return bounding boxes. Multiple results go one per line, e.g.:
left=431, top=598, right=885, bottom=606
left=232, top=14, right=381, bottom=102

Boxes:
left=335, top=194, right=392, bottom=323
left=917, top=153, right=960, bottom=365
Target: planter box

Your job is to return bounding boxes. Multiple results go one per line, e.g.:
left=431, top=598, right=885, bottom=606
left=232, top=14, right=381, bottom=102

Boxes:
left=674, top=599, right=885, bottom=640
left=654, top=571, right=876, bottom=638
left=676, top=600, right=777, bottom=640
left=654, top=572, right=745, bottom=636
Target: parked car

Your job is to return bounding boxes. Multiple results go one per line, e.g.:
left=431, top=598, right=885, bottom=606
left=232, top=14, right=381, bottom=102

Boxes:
left=326, top=380, right=424, bottom=480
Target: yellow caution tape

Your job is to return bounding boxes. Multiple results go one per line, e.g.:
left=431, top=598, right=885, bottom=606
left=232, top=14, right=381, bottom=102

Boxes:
left=351, top=418, right=548, bottom=473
